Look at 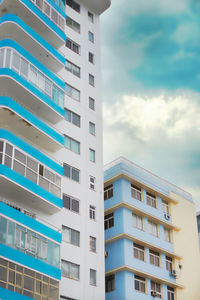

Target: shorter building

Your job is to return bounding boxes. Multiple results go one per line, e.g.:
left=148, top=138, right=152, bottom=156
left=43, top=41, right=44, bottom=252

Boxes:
left=104, top=157, right=200, bottom=300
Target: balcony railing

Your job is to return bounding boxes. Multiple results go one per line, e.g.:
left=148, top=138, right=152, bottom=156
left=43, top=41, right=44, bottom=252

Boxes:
left=0, top=47, right=64, bottom=109
left=29, top=0, right=65, bottom=31
left=0, top=140, right=62, bottom=198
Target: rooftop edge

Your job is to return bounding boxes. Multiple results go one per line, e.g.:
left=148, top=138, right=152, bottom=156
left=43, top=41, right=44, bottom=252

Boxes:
left=81, top=0, right=111, bottom=15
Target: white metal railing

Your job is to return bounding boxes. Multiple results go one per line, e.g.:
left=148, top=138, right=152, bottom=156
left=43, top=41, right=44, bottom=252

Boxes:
left=0, top=47, right=64, bottom=109
left=29, top=0, right=65, bottom=31
left=0, top=140, right=61, bottom=198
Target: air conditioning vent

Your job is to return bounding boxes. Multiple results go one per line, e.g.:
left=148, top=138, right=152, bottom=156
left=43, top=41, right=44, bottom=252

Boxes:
left=151, top=291, right=157, bottom=297
left=171, top=270, right=177, bottom=278
left=164, top=213, right=170, bottom=221
left=105, top=251, right=108, bottom=258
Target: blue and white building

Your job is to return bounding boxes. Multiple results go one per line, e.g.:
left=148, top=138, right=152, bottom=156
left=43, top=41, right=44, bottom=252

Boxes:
left=104, top=157, right=200, bottom=300
left=0, top=0, right=110, bottom=299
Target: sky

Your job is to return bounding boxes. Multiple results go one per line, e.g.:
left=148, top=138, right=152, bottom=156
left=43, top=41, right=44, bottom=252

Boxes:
left=100, top=0, right=200, bottom=209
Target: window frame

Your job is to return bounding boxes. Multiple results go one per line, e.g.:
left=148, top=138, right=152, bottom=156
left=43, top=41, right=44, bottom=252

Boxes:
left=62, top=193, right=80, bottom=214
left=134, top=275, right=146, bottom=293
left=131, top=184, right=142, bottom=201
left=132, top=213, right=144, bottom=231
left=105, top=274, right=115, bottom=293
left=133, top=243, right=145, bottom=261
left=149, top=249, right=160, bottom=267
left=104, top=213, right=114, bottom=230
left=104, top=184, right=113, bottom=201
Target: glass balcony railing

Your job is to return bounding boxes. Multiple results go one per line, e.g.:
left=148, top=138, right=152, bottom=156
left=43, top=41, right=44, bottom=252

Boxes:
left=0, top=47, right=64, bottom=109
left=0, top=140, right=62, bottom=198
left=29, top=0, right=65, bottom=31
left=0, top=215, right=60, bottom=268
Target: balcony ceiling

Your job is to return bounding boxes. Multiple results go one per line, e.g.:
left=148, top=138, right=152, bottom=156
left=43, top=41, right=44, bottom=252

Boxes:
left=81, top=0, right=111, bottom=14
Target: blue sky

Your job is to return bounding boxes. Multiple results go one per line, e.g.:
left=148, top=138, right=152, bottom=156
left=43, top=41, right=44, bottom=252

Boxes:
left=101, top=0, right=200, bottom=208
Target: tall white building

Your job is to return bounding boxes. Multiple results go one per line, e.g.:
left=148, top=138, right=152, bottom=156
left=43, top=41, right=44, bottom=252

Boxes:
left=0, top=0, right=110, bottom=300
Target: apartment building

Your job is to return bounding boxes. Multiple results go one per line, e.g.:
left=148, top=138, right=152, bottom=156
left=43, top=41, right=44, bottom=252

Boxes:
left=0, top=0, right=110, bottom=299
left=104, top=157, right=200, bottom=300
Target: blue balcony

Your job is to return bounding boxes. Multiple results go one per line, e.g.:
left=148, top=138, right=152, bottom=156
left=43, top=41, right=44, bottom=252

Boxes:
left=0, top=130, right=63, bottom=213
left=0, top=39, right=65, bottom=123
left=0, top=97, right=64, bottom=152
left=0, top=202, right=61, bottom=279
left=0, top=0, right=66, bottom=47
left=0, top=14, right=65, bottom=72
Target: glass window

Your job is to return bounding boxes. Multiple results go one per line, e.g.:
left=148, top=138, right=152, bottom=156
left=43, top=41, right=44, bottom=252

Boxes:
left=164, top=227, right=171, bottom=242
left=66, top=83, right=80, bottom=101
left=148, top=220, right=158, bottom=237
left=12, top=51, right=20, bottom=72
left=63, top=164, right=71, bottom=178
left=20, top=58, right=28, bottom=79
left=62, top=226, right=80, bottom=246
left=89, top=52, right=94, bottom=64
left=105, top=274, right=115, bottom=293
left=131, top=185, right=142, bottom=201
left=61, top=260, right=80, bottom=280
left=89, top=122, right=95, bottom=135
left=104, top=213, right=114, bottom=230
left=90, top=269, right=96, bottom=286
left=89, top=236, right=96, bottom=252
left=72, top=167, right=79, bottom=182
left=65, top=59, right=80, bottom=77
left=151, top=281, right=161, bottom=298
left=89, top=74, right=95, bottom=86
left=89, top=176, right=96, bottom=190
left=89, top=205, right=96, bottom=220
left=135, top=275, right=146, bottom=293
left=66, top=38, right=80, bottom=54
left=65, top=109, right=80, bottom=127
left=149, top=250, right=160, bottom=267
left=167, top=286, right=175, bottom=300
left=66, top=0, right=80, bottom=13
left=133, top=213, right=143, bottom=230
left=88, top=11, right=94, bottom=23
left=166, top=256, right=173, bottom=272
left=63, top=164, right=80, bottom=182
left=5, top=48, right=11, bottom=68
left=66, top=16, right=80, bottom=33
left=88, top=31, right=94, bottom=43
left=146, top=193, right=157, bottom=208
left=89, top=97, right=95, bottom=110
left=104, top=184, right=113, bottom=201
left=133, top=243, right=145, bottom=261
left=0, top=48, right=5, bottom=67
left=89, top=149, right=95, bottom=163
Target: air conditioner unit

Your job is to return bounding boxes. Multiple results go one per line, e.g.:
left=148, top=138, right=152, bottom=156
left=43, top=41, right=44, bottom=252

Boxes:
left=171, top=270, right=177, bottom=278
left=151, top=291, right=157, bottom=297
left=164, top=213, right=170, bottom=221
left=105, top=251, right=108, bottom=258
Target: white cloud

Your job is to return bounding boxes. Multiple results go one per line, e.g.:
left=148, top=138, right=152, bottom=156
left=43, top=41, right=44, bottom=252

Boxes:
left=104, top=92, right=200, bottom=142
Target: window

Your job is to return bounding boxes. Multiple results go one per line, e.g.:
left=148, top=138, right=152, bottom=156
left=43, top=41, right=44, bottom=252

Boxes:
left=104, top=184, right=113, bottom=201
left=89, top=52, right=94, bottom=64
left=0, top=47, right=64, bottom=109
left=88, top=11, right=94, bottom=23
left=167, top=286, right=175, bottom=300
left=89, top=176, right=96, bottom=190
left=65, top=109, right=80, bottom=127
left=146, top=193, right=157, bottom=208
left=66, top=83, right=80, bottom=101
left=149, top=250, right=160, bottom=267
left=133, top=213, right=143, bottom=230
left=62, top=226, right=80, bottom=246
left=131, top=184, right=142, bottom=201
left=89, top=74, right=95, bottom=86
left=105, top=274, right=115, bottom=292
left=88, top=31, right=94, bottom=43
left=89, top=205, right=96, bottom=220
left=89, top=122, right=95, bottom=135
left=166, top=256, right=173, bottom=272
left=64, top=135, right=80, bottom=154
left=61, top=260, right=80, bottom=280
left=0, top=141, right=61, bottom=197
left=162, top=200, right=169, bottom=214
left=66, top=0, right=80, bottom=13
left=89, top=97, right=95, bottom=110
left=65, top=60, right=80, bottom=78
left=148, top=220, right=158, bottom=237
left=89, top=149, right=95, bottom=163
left=66, top=38, right=80, bottom=54
left=89, top=236, right=96, bottom=252
left=134, top=275, right=146, bottom=293
left=133, top=243, right=145, bottom=261
left=0, top=258, right=59, bottom=299
left=63, top=163, right=80, bottom=183
left=0, top=216, right=59, bottom=268
left=104, top=213, right=114, bottom=230
left=90, top=269, right=96, bottom=286
left=151, top=281, right=161, bottom=298
left=66, top=16, right=80, bottom=33
left=164, top=227, right=171, bottom=242
left=63, top=194, right=79, bottom=213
